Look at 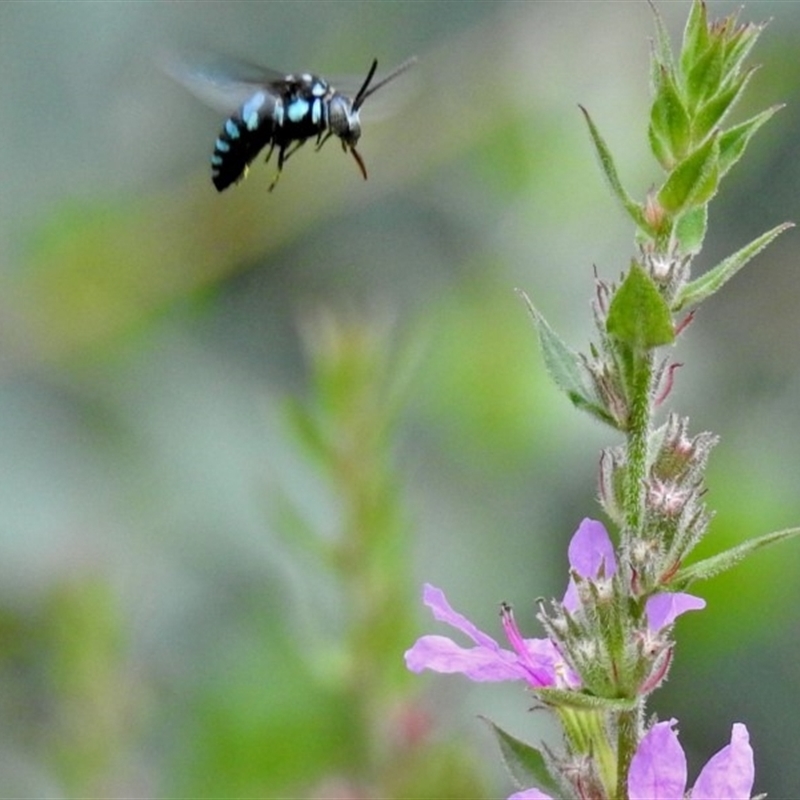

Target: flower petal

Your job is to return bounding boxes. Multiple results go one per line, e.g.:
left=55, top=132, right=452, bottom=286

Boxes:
left=422, top=583, right=502, bottom=651
left=569, top=518, right=617, bottom=578
left=645, top=592, right=706, bottom=632
left=404, top=635, right=524, bottom=681
left=518, top=636, right=579, bottom=688
left=691, top=723, right=754, bottom=800
left=628, top=719, right=687, bottom=800
left=406, top=585, right=574, bottom=688
left=508, top=789, right=553, bottom=800
left=563, top=519, right=617, bottom=612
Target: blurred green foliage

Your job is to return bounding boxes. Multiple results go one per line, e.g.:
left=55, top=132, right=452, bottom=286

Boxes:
left=0, top=1, right=799, bottom=797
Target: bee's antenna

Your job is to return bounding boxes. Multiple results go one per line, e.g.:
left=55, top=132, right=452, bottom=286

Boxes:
left=352, top=56, right=417, bottom=111
left=352, top=59, right=379, bottom=112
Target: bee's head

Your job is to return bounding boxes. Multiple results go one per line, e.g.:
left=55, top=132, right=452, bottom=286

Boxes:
left=330, top=57, right=416, bottom=182
left=328, top=95, right=362, bottom=146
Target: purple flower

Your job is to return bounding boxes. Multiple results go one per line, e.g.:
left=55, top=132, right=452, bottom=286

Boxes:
left=629, top=720, right=755, bottom=800
left=645, top=591, right=705, bottom=632
left=406, top=519, right=706, bottom=690
left=405, top=520, right=607, bottom=689
left=562, top=518, right=617, bottom=613
left=507, top=790, right=552, bottom=800
left=509, top=720, right=755, bottom=800
left=403, top=583, right=578, bottom=688
left=564, top=520, right=706, bottom=628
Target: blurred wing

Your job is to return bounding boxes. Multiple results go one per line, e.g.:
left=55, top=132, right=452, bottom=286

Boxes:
left=160, top=49, right=287, bottom=114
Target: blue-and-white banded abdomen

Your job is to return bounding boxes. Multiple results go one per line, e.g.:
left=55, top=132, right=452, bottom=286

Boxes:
left=211, top=75, right=334, bottom=192
left=211, top=90, right=278, bottom=191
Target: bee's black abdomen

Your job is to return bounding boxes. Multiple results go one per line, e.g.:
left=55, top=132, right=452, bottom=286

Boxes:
left=211, top=90, right=277, bottom=192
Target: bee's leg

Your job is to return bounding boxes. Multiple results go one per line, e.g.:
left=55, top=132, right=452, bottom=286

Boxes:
left=263, top=142, right=276, bottom=165
left=315, top=130, right=334, bottom=152
left=268, top=139, right=308, bottom=192
left=280, top=138, right=308, bottom=165
left=268, top=144, right=286, bottom=192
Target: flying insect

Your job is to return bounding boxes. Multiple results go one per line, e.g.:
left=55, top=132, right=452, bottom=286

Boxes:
left=166, top=53, right=416, bottom=192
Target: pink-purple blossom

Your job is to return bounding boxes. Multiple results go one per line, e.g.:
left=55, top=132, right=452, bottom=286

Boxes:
left=629, top=720, right=755, bottom=800
left=645, top=591, right=706, bottom=631
left=507, top=789, right=552, bottom=800
left=509, top=720, right=755, bottom=800
left=403, top=583, right=578, bottom=688
left=562, top=518, right=617, bottom=613
left=405, top=518, right=705, bottom=688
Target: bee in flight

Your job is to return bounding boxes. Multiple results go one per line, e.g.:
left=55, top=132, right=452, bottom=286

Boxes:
left=166, top=53, right=416, bottom=192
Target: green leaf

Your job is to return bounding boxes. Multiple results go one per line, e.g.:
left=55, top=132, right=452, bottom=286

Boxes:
left=536, top=688, right=638, bottom=712
left=674, top=222, right=794, bottom=311
left=722, top=19, right=766, bottom=79
left=517, top=290, right=614, bottom=425
left=647, top=0, right=675, bottom=82
left=674, top=205, right=708, bottom=255
left=649, top=67, right=691, bottom=167
left=606, top=264, right=675, bottom=349
left=685, top=37, right=724, bottom=112
left=671, top=526, right=800, bottom=589
left=648, top=126, right=673, bottom=176
left=680, top=0, right=711, bottom=82
left=718, top=105, right=783, bottom=178
left=657, top=131, right=720, bottom=215
left=481, top=717, right=562, bottom=798
left=691, top=67, right=753, bottom=144
left=579, top=105, right=649, bottom=232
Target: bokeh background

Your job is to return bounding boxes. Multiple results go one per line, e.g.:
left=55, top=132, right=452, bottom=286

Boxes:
left=1, top=0, right=799, bottom=796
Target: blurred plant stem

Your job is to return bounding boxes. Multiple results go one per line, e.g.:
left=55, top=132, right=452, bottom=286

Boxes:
left=282, top=309, right=489, bottom=798
left=291, top=310, right=414, bottom=747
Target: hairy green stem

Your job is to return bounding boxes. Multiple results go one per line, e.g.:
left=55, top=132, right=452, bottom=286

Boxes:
left=615, top=705, right=642, bottom=800
left=625, top=352, right=654, bottom=538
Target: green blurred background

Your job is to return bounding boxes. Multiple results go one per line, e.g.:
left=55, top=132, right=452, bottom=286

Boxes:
left=1, top=0, right=799, bottom=796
